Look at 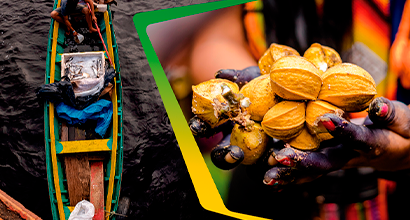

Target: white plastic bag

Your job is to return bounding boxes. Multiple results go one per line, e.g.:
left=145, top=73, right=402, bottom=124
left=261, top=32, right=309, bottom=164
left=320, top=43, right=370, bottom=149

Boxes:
left=68, top=200, right=95, bottom=220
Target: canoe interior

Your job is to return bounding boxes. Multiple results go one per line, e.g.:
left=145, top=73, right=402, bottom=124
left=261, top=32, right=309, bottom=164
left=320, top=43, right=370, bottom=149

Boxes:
left=44, top=1, right=123, bottom=219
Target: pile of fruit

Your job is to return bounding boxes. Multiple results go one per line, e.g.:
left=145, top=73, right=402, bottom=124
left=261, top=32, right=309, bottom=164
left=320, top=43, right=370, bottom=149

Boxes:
left=190, top=43, right=377, bottom=165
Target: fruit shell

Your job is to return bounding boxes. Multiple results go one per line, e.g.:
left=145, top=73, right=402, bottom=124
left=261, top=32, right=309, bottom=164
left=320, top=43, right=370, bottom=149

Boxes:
left=322, top=45, right=342, bottom=69
left=230, top=123, right=269, bottom=165
left=318, top=63, right=377, bottom=112
left=288, top=127, right=320, bottom=151
left=258, top=43, right=300, bottom=75
left=305, top=100, right=344, bottom=137
left=303, top=43, right=328, bottom=72
left=318, top=133, right=333, bottom=142
left=261, top=101, right=306, bottom=141
left=192, top=79, right=239, bottom=128
left=239, top=74, right=278, bottom=121
left=303, top=43, right=342, bottom=73
left=270, top=56, right=322, bottom=100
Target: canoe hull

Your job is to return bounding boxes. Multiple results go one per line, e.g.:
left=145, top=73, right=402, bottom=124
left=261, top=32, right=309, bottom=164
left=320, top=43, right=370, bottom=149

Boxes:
left=44, top=1, right=123, bottom=219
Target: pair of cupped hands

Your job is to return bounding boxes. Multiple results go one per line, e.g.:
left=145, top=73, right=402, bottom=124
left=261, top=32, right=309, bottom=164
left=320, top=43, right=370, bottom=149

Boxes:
left=193, top=66, right=410, bottom=191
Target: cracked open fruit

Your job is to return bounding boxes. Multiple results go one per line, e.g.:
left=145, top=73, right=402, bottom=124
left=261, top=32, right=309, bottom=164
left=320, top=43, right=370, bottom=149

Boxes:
left=191, top=43, right=377, bottom=154
left=192, top=79, right=239, bottom=128
left=303, top=43, right=342, bottom=72
left=258, top=43, right=300, bottom=75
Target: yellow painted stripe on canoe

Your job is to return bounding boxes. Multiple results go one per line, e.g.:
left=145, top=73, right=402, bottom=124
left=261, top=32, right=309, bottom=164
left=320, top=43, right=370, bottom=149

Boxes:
left=105, top=78, right=118, bottom=219
left=59, top=139, right=111, bottom=154
left=49, top=104, right=65, bottom=220
left=67, top=206, right=75, bottom=212
left=104, top=11, right=118, bottom=219
left=49, top=1, right=65, bottom=219
left=104, top=11, right=115, bottom=69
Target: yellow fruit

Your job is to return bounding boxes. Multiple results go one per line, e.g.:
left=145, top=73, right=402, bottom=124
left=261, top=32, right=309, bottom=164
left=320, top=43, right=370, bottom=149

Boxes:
left=289, top=127, right=320, bottom=151
left=318, top=133, right=333, bottom=141
left=239, top=74, right=279, bottom=121
left=258, top=43, right=300, bottom=75
left=305, top=100, right=344, bottom=137
left=303, top=43, right=342, bottom=72
left=323, top=45, right=343, bottom=69
left=192, top=79, right=239, bottom=128
left=318, top=63, right=377, bottom=112
left=270, top=56, right=322, bottom=100
left=230, top=123, right=269, bottom=165
left=261, top=101, right=306, bottom=140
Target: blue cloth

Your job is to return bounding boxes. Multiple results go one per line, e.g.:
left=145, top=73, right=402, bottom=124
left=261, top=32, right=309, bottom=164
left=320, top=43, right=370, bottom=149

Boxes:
left=56, top=99, right=113, bottom=137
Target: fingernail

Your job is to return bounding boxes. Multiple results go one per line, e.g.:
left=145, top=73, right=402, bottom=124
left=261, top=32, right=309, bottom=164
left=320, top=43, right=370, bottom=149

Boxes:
left=264, top=179, right=277, bottom=185
left=276, top=155, right=294, bottom=167
left=268, top=155, right=278, bottom=166
left=377, top=103, right=388, bottom=117
left=225, top=153, right=237, bottom=164
left=264, top=179, right=282, bottom=186
left=320, top=117, right=336, bottom=131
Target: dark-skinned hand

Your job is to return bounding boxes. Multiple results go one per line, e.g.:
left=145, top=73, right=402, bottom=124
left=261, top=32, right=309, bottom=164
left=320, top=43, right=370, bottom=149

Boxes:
left=190, top=66, right=261, bottom=170
left=264, top=97, right=410, bottom=191
left=191, top=66, right=410, bottom=192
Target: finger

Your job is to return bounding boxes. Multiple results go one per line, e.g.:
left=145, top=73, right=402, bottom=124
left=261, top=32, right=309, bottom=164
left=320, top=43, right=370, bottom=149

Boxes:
left=215, top=66, right=261, bottom=88
left=211, top=134, right=244, bottom=170
left=276, top=142, right=358, bottom=170
left=344, top=128, right=410, bottom=170
left=261, top=139, right=287, bottom=167
left=264, top=164, right=329, bottom=188
left=266, top=147, right=280, bottom=167
left=368, top=97, right=410, bottom=138
left=275, top=147, right=308, bottom=168
left=263, top=167, right=297, bottom=186
left=189, top=115, right=234, bottom=138
left=319, top=113, right=389, bottom=152
left=242, top=139, right=286, bottom=183
left=320, top=114, right=410, bottom=170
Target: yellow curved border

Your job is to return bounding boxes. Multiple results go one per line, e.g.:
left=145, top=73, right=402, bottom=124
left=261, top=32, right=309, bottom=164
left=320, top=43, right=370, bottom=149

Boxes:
left=134, top=1, right=271, bottom=219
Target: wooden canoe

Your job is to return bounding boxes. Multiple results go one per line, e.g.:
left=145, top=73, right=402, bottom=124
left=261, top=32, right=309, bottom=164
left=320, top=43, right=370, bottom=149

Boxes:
left=44, top=0, right=123, bottom=219
left=0, top=189, right=42, bottom=220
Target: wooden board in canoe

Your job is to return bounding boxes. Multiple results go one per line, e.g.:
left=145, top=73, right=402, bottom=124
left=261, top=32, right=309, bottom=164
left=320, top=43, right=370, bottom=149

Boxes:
left=43, top=1, right=123, bottom=219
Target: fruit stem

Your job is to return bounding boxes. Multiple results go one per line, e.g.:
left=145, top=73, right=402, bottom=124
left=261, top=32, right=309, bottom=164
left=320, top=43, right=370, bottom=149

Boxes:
left=217, top=84, right=255, bottom=131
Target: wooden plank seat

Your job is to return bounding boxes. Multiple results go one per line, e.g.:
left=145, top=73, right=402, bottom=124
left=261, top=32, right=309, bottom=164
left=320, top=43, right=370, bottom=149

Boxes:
left=61, top=121, right=108, bottom=219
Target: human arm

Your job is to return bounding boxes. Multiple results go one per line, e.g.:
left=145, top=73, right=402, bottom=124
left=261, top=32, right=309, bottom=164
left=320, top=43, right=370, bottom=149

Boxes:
left=325, top=97, right=410, bottom=171
left=62, top=15, right=77, bottom=35
left=188, top=5, right=257, bottom=85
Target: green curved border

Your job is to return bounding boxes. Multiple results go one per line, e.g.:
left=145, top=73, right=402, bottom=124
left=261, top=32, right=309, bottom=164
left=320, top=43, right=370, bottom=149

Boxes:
left=133, top=1, right=269, bottom=219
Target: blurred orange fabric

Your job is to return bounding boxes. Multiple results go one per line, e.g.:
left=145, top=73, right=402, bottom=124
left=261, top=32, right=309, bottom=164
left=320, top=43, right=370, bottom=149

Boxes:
left=390, top=0, right=410, bottom=89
